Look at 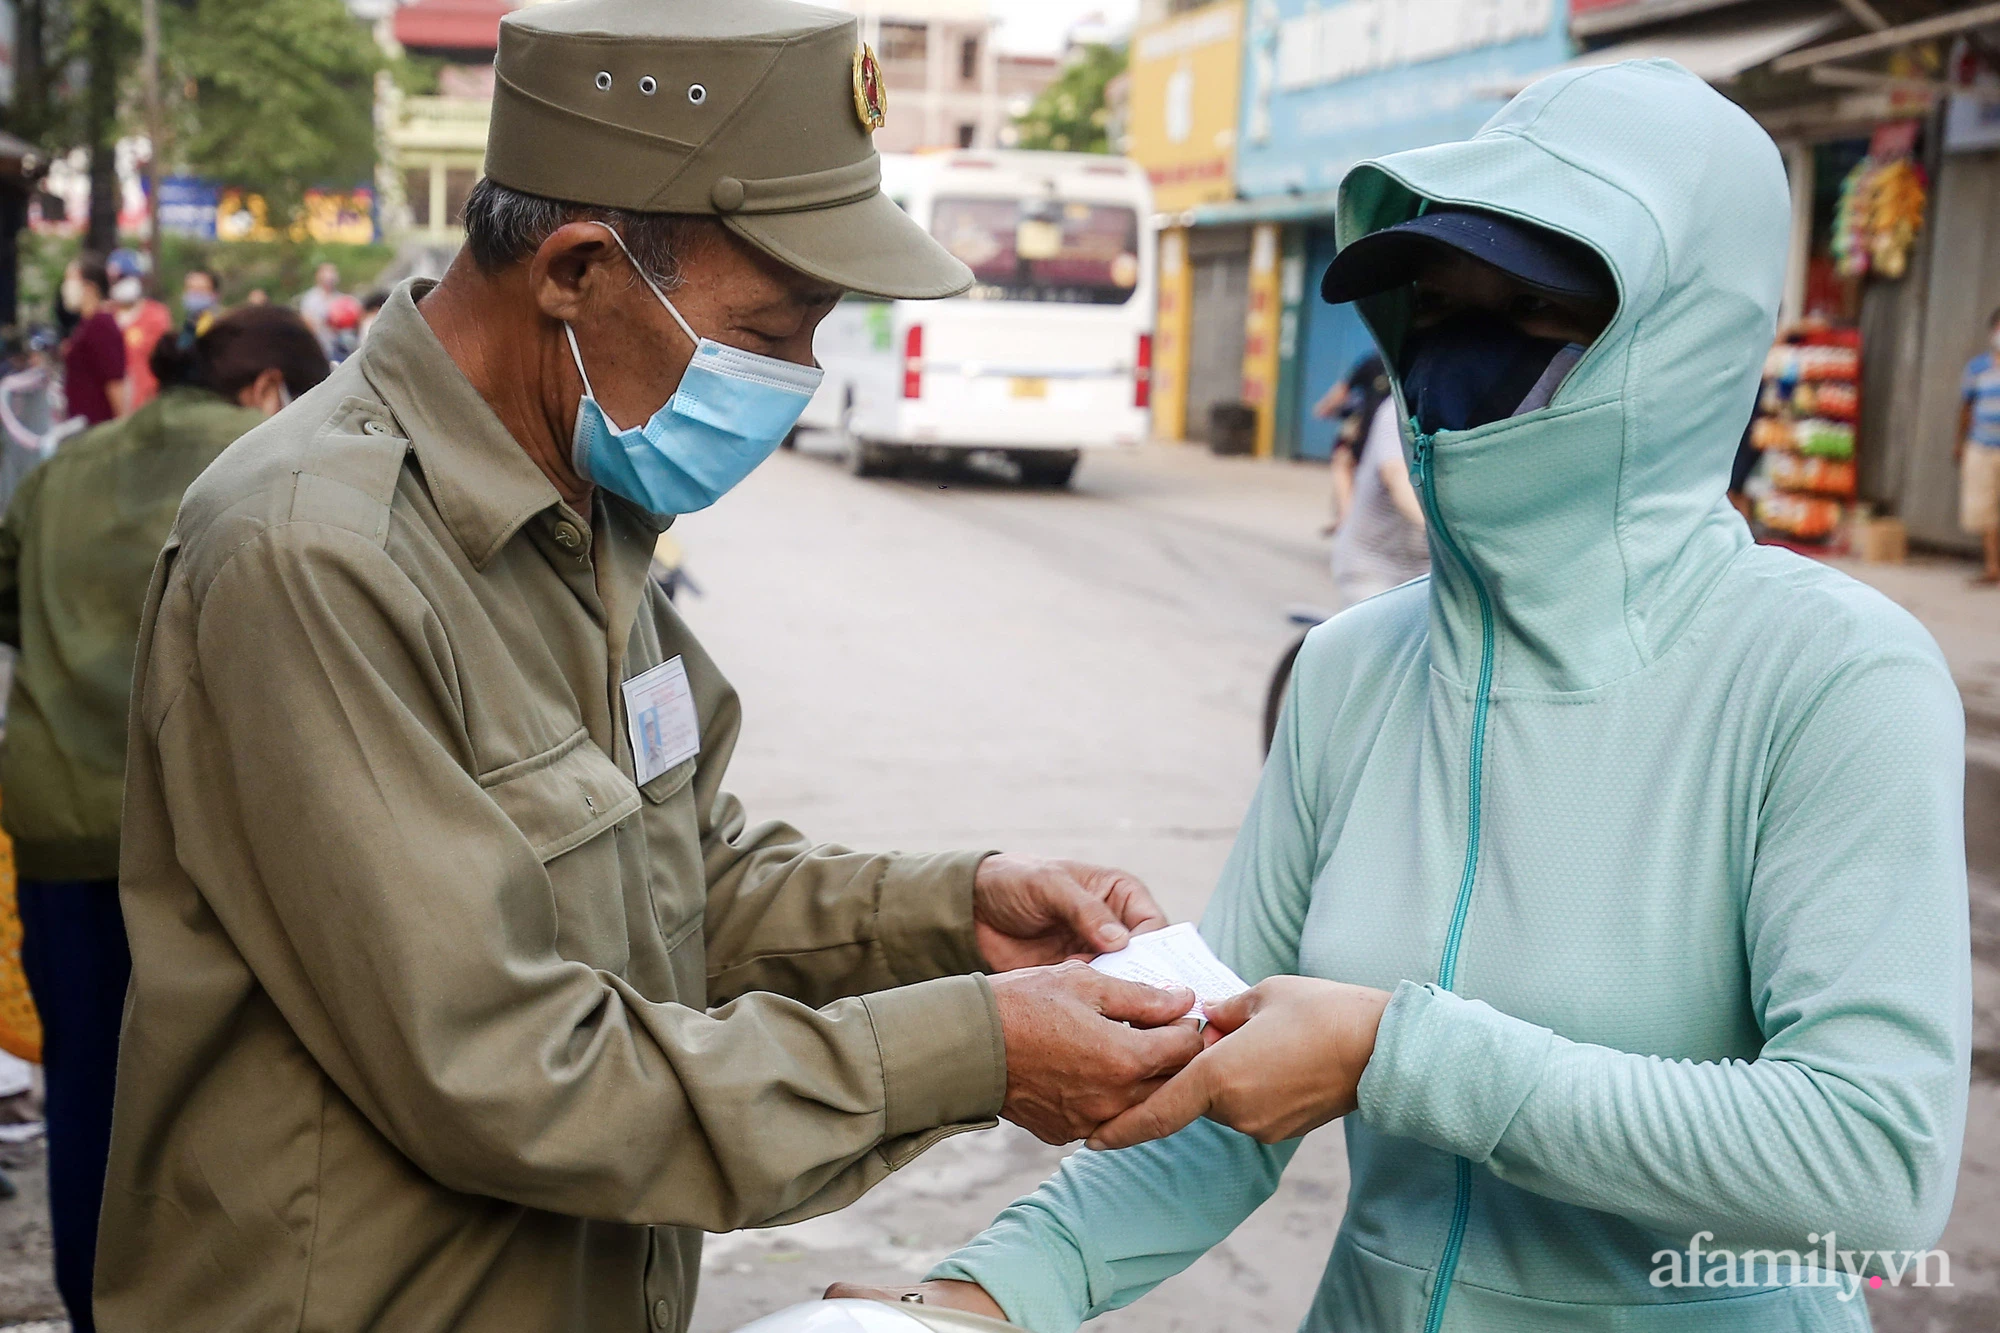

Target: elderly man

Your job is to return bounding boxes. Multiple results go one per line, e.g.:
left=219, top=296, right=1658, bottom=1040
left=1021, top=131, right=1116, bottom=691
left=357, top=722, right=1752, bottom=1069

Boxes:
left=93, top=2, right=1201, bottom=1330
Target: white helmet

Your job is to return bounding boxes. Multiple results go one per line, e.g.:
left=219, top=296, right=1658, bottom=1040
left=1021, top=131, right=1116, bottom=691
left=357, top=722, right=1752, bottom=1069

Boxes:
left=733, top=1298, right=1021, bottom=1333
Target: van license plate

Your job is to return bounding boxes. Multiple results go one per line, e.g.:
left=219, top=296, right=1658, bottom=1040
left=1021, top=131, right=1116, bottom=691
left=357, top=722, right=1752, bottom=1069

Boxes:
left=1009, top=377, right=1048, bottom=399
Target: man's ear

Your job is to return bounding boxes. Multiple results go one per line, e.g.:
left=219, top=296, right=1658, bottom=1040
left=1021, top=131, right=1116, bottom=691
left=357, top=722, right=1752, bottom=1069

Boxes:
left=528, top=222, right=622, bottom=325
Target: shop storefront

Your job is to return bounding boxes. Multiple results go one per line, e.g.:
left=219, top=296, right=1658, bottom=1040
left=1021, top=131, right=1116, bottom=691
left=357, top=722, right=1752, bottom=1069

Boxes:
left=1556, top=0, right=2000, bottom=555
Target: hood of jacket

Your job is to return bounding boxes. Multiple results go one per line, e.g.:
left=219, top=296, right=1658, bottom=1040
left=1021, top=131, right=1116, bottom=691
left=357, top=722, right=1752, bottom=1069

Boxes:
left=1337, top=60, right=1790, bottom=693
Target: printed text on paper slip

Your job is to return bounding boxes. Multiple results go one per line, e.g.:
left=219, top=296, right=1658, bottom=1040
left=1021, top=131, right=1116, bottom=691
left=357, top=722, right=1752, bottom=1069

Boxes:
left=1089, top=923, right=1250, bottom=1019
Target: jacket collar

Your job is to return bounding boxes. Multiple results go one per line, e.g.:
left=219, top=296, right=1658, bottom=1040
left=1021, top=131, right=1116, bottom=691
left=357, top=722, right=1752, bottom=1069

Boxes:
left=356, top=279, right=565, bottom=570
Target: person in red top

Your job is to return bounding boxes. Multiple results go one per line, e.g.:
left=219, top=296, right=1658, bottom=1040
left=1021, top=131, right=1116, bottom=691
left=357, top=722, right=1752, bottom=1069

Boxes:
left=108, top=249, right=173, bottom=413
left=60, top=255, right=126, bottom=426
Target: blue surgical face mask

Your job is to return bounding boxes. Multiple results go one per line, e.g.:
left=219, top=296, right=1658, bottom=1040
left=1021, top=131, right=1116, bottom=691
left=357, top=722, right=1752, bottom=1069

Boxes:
left=567, top=223, right=824, bottom=516
left=1398, top=308, right=1575, bottom=435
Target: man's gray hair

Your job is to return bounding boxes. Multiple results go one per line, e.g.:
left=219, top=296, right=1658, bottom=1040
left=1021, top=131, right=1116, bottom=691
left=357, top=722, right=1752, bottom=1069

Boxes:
left=460, top=176, right=715, bottom=291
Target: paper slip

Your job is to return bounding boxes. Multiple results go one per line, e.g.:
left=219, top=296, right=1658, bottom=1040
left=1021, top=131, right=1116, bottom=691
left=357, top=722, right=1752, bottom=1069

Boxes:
left=1089, top=922, right=1249, bottom=1018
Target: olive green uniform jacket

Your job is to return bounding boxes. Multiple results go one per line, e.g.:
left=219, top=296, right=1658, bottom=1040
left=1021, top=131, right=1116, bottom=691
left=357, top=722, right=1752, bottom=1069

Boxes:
left=0, top=387, right=267, bottom=880
left=96, top=283, right=1008, bottom=1332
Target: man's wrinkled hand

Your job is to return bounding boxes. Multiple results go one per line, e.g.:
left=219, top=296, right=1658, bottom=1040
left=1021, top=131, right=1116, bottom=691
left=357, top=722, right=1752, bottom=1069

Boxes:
left=990, top=962, right=1204, bottom=1144
left=972, top=854, right=1168, bottom=971
left=822, top=1280, right=1005, bottom=1318
left=1086, top=976, right=1391, bottom=1151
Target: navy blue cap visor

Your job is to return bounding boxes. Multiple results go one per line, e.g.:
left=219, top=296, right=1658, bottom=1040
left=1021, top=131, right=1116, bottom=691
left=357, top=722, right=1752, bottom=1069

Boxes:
left=1320, top=208, right=1613, bottom=305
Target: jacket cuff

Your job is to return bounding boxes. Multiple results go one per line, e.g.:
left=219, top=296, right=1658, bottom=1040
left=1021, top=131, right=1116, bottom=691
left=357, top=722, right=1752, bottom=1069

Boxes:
left=1356, top=981, right=1555, bottom=1162
left=929, top=1222, right=1092, bottom=1333
left=864, top=974, right=1007, bottom=1138
left=876, top=849, right=993, bottom=984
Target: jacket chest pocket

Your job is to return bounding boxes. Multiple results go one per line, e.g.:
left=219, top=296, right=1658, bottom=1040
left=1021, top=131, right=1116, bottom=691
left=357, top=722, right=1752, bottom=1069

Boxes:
left=483, top=730, right=647, bottom=975
left=638, top=758, right=707, bottom=1006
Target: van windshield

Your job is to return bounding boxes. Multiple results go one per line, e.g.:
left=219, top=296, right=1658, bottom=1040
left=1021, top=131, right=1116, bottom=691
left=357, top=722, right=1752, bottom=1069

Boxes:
left=931, top=197, right=1141, bottom=305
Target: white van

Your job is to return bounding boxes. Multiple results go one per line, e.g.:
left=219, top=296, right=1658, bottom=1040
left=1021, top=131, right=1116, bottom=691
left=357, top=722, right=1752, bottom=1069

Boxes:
left=801, top=150, right=1156, bottom=486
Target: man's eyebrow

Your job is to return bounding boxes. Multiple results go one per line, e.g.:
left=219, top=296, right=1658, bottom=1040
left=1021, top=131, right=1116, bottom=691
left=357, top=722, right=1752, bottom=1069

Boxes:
left=744, top=284, right=844, bottom=315
left=752, top=280, right=840, bottom=308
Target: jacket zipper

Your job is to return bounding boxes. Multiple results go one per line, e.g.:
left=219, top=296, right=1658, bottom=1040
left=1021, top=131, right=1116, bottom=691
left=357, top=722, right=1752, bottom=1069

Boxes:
left=1411, top=426, right=1496, bottom=1333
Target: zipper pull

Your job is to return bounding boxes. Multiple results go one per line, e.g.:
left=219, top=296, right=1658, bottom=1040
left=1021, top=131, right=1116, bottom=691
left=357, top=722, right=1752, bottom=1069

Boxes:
left=1411, top=426, right=1434, bottom=489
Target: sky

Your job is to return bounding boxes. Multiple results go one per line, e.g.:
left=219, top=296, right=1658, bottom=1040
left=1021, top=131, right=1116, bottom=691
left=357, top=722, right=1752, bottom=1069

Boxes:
left=989, top=0, right=1139, bottom=53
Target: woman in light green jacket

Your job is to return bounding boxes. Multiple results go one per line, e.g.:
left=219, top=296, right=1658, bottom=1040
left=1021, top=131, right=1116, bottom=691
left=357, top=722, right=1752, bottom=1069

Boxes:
left=838, top=60, right=1970, bottom=1332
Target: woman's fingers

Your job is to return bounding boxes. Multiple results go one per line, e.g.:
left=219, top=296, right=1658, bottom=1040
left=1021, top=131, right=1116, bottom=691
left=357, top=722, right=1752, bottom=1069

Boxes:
left=1201, top=987, right=1259, bottom=1034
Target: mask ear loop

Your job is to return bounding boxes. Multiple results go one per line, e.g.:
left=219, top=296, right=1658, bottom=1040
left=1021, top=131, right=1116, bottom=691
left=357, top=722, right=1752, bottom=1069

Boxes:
left=582, top=219, right=701, bottom=348
left=562, top=323, right=598, bottom=401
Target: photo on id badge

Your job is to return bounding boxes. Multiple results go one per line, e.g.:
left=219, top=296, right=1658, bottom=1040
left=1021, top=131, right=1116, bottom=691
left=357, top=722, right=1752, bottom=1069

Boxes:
left=623, top=657, right=702, bottom=787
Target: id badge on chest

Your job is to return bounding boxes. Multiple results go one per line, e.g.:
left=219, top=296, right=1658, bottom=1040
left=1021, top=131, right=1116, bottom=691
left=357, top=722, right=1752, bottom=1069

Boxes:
left=622, top=656, right=702, bottom=786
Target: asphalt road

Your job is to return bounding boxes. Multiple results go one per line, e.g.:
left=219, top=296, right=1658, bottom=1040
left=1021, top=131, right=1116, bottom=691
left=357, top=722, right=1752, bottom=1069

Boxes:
left=674, top=441, right=2000, bottom=1332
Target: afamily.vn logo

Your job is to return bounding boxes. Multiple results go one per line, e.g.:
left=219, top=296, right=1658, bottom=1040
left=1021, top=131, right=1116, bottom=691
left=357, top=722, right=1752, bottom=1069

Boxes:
left=1651, top=1233, right=1951, bottom=1302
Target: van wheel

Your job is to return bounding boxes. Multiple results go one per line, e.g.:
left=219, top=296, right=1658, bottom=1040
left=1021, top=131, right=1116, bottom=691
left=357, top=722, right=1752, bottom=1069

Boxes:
left=848, top=441, right=899, bottom=478
left=1015, top=450, right=1080, bottom=488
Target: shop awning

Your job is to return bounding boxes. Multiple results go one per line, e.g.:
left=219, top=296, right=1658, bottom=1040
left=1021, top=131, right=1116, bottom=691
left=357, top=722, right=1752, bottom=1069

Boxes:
left=1171, top=188, right=1346, bottom=231
left=1484, top=12, right=1845, bottom=97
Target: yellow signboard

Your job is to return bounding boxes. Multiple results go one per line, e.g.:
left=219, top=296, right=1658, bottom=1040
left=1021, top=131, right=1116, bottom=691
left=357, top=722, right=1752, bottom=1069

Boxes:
left=1126, top=2, right=1243, bottom=215
left=216, top=187, right=377, bottom=245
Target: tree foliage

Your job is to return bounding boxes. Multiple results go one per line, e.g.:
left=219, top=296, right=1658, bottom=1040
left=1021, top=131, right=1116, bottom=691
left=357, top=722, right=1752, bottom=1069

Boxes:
left=4, top=0, right=383, bottom=228
left=160, top=0, right=383, bottom=215
left=1011, top=44, right=1127, bottom=154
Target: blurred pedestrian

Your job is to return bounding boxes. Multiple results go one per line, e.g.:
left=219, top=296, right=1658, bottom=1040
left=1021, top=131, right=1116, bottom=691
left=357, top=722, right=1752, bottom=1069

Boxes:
left=244, top=288, right=269, bottom=306
left=357, top=288, right=389, bottom=344
left=324, top=291, right=363, bottom=362
left=0, top=305, right=329, bottom=1333
left=296, top=260, right=345, bottom=355
left=1314, top=351, right=1390, bottom=535
left=1957, top=304, right=2000, bottom=585
left=179, top=267, right=221, bottom=332
left=59, top=255, right=125, bottom=427
left=1328, top=395, right=1427, bottom=608
left=107, top=251, right=172, bottom=414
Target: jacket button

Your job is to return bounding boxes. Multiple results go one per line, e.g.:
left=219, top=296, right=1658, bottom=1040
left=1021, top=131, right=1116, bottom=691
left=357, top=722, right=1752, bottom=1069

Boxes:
left=653, top=1297, right=672, bottom=1327
left=553, top=522, right=582, bottom=550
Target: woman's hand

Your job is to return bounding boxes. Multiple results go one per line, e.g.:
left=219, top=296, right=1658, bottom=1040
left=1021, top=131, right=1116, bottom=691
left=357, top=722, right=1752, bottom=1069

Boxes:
left=823, top=1280, right=1005, bottom=1318
left=1086, top=976, right=1392, bottom=1150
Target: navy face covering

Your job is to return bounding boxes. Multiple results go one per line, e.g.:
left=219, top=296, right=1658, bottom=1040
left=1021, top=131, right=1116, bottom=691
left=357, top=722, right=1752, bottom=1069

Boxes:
left=1398, top=309, right=1571, bottom=435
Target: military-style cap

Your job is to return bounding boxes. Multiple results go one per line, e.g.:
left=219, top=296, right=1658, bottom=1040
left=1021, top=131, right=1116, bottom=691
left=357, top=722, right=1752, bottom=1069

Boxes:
left=485, top=0, right=972, bottom=300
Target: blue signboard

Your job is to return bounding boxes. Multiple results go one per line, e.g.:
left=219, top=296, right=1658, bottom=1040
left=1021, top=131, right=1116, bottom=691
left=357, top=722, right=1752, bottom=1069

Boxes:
left=159, top=176, right=220, bottom=240
left=1236, top=0, right=1572, bottom=200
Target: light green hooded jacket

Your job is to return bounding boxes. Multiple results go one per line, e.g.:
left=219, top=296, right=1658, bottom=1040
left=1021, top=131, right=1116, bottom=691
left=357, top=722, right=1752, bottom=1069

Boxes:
left=932, top=62, right=1969, bottom=1332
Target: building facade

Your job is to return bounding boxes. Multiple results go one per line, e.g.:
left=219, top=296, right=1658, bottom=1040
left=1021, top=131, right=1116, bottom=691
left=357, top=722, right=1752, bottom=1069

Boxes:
left=828, top=1, right=1059, bottom=154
